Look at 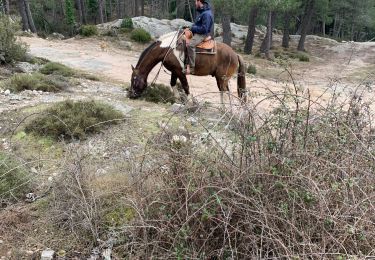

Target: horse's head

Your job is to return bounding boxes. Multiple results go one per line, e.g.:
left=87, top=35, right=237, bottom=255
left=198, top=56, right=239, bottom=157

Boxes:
left=129, top=65, right=147, bottom=98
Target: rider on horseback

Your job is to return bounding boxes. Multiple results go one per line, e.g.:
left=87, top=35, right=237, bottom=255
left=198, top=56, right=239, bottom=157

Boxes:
left=185, top=0, right=214, bottom=75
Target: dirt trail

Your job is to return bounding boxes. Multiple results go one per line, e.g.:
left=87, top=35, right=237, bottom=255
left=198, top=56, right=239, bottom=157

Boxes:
left=20, top=36, right=375, bottom=105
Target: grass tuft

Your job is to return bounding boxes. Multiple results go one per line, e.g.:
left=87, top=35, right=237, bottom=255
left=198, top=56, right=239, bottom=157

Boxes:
left=25, top=100, right=123, bottom=140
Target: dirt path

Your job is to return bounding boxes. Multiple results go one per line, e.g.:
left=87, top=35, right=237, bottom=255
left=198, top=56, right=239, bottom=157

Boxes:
left=20, top=36, right=375, bottom=105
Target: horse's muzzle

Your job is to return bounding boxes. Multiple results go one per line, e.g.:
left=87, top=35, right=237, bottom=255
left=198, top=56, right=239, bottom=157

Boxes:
left=128, top=89, right=140, bottom=99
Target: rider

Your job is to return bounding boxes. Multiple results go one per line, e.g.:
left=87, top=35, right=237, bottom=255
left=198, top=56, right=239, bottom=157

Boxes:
left=185, top=0, right=214, bottom=75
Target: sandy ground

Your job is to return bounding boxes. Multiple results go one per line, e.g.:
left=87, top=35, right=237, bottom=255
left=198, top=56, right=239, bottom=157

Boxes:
left=19, top=35, right=375, bottom=106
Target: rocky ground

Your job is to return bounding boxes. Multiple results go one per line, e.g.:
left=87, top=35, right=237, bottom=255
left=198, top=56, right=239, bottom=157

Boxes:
left=1, top=18, right=375, bottom=259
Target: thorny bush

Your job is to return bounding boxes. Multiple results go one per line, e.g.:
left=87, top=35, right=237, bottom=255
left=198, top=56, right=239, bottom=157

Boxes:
left=109, top=80, right=375, bottom=259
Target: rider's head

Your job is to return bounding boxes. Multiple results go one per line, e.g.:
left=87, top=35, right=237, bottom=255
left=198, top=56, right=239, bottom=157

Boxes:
left=195, top=0, right=205, bottom=9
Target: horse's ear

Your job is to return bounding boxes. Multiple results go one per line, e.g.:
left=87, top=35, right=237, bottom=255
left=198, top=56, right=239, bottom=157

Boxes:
left=131, top=65, right=135, bottom=71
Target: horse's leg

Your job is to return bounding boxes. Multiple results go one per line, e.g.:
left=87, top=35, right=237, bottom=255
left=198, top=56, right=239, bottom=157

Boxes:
left=215, top=76, right=230, bottom=109
left=170, top=72, right=180, bottom=100
left=175, top=71, right=190, bottom=104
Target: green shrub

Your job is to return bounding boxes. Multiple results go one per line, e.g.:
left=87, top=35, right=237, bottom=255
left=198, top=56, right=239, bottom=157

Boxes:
left=121, top=17, right=133, bottom=29
left=141, top=84, right=176, bottom=104
left=80, top=25, right=98, bottom=37
left=247, top=64, right=257, bottom=75
left=25, top=100, right=123, bottom=140
left=40, top=62, right=75, bottom=77
left=0, top=15, right=28, bottom=64
left=0, top=152, right=32, bottom=205
left=5, top=73, right=70, bottom=92
left=130, top=28, right=152, bottom=43
left=297, top=52, right=310, bottom=62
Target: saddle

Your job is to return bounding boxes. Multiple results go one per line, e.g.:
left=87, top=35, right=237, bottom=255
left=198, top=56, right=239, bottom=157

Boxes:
left=181, top=28, right=216, bottom=54
left=196, top=36, right=216, bottom=53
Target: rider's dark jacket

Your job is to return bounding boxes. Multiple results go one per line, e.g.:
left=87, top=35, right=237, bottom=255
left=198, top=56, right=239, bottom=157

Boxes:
left=191, top=2, right=213, bottom=36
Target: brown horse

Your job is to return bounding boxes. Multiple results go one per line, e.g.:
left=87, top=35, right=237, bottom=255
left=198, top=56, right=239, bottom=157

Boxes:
left=129, top=30, right=247, bottom=102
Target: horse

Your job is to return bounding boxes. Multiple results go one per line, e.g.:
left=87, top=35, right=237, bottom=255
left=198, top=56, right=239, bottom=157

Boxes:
left=129, top=30, right=247, bottom=104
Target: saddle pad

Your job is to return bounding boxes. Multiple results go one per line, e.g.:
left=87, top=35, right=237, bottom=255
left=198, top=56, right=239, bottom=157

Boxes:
left=196, top=39, right=215, bottom=50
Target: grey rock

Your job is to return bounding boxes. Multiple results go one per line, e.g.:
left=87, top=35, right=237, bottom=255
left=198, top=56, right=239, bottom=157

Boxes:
left=169, top=103, right=184, bottom=113
left=15, top=62, right=40, bottom=73
left=187, top=116, right=198, bottom=126
left=4, top=89, right=10, bottom=96
left=41, top=249, right=55, bottom=260
left=50, top=32, right=65, bottom=40
left=119, top=41, right=132, bottom=49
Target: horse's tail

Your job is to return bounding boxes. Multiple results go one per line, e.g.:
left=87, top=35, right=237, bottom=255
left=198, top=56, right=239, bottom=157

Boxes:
left=237, top=55, right=247, bottom=102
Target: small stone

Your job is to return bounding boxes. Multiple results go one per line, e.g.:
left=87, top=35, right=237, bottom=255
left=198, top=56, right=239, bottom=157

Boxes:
left=4, top=89, right=10, bottom=96
left=48, top=176, right=53, bottom=182
left=41, top=249, right=55, bottom=260
left=187, top=116, right=198, bottom=126
left=169, top=103, right=184, bottom=113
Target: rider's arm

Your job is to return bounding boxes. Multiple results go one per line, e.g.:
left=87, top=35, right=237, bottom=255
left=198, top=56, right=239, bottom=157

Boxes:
left=191, top=13, right=211, bottom=35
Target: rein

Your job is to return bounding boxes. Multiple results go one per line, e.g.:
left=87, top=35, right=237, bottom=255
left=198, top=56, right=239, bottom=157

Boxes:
left=148, top=30, right=183, bottom=87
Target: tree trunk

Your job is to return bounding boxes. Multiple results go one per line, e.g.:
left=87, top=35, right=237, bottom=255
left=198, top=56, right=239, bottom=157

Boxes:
left=261, top=11, right=272, bottom=59
left=322, top=21, right=325, bottom=36
left=134, top=0, right=139, bottom=16
left=282, top=12, right=291, bottom=48
left=298, top=0, right=315, bottom=51
left=222, top=13, right=231, bottom=46
left=109, top=0, right=112, bottom=19
left=3, top=0, right=9, bottom=14
left=98, top=0, right=104, bottom=23
left=244, top=6, right=258, bottom=54
left=116, top=0, right=120, bottom=18
left=76, top=0, right=83, bottom=24
left=140, top=0, right=144, bottom=15
left=18, top=0, right=30, bottom=31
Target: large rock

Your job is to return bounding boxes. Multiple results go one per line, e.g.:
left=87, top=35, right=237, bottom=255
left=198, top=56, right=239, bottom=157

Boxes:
left=97, top=16, right=268, bottom=41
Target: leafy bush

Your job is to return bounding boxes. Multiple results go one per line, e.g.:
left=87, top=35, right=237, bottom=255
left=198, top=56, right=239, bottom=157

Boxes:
left=247, top=64, right=256, bottom=74
left=5, top=73, right=70, bottom=92
left=40, top=62, right=75, bottom=77
left=80, top=25, right=98, bottom=37
left=121, top=17, right=133, bottom=29
left=25, top=100, right=123, bottom=140
left=130, top=28, right=151, bottom=43
left=0, top=15, right=27, bottom=64
left=141, top=84, right=175, bottom=104
left=0, top=152, right=31, bottom=205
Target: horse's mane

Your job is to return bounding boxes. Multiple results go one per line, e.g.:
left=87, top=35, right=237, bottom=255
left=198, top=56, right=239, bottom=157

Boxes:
left=136, top=41, right=159, bottom=67
left=135, top=31, right=178, bottom=68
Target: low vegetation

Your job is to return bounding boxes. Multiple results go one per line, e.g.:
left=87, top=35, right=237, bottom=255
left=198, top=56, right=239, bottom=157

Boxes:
left=0, top=15, right=27, bottom=64
left=0, top=152, right=32, bottom=206
left=130, top=28, right=152, bottom=43
left=4, top=73, right=70, bottom=92
left=39, top=62, right=75, bottom=77
left=247, top=64, right=257, bottom=74
left=25, top=100, right=123, bottom=140
left=48, top=81, right=375, bottom=258
left=79, top=25, right=98, bottom=37
left=39, top=62, right=100, bottom=81
left=140, top=83, right=176, bottom=104
left=274, top=49, right=310, bottom=62
left=121, top=17, right=133, bottom=30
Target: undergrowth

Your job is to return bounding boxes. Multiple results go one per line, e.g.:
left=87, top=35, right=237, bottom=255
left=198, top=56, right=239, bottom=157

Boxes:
left=31, top=71, right=375, bottom=258
left=25, top=100, right=124, bottom=140
left=4, top=73, right=70, bottom=92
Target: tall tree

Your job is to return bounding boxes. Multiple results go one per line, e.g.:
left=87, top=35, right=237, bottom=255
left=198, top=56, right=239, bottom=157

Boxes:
left=281, top=0, right=301, bottom=49
left=65, top=0, right=75, bottom=34
left=297, top=0, right=316, bottom=51
left=244, top=5, right=259, bottom=54
left=18, top=0, right=36, bottom=32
